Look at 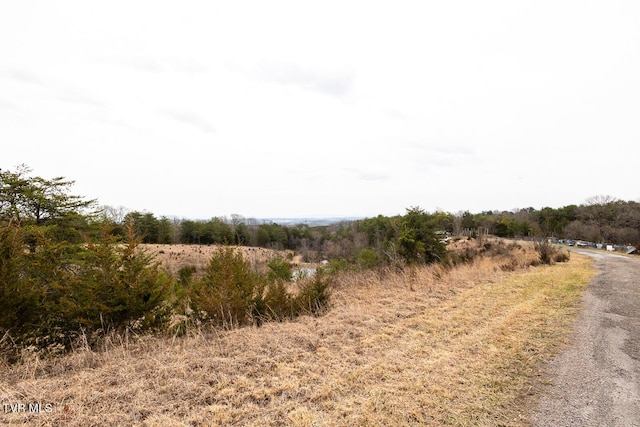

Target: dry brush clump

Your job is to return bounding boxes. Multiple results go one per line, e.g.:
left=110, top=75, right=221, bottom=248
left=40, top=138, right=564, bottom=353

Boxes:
left=0, top=238, right=595, bottom=426
left=534, top=240, right=571, bottom=265
left=145, top=244, right=299, bottom=279
left=447, top=237, right=540, bottom=272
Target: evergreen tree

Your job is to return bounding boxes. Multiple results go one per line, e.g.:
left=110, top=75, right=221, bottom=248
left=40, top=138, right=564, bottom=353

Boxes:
left=398, top=207, right=447, bottom=264
left=0, top=165, right=96, bottom=245
left=189, top=247, right=266, bottom=326
left=81, top=221, right=172, bottom=332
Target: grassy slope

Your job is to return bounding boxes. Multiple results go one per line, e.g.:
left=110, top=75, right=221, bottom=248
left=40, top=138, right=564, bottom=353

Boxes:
left=0, top=242, right=595, bottom=426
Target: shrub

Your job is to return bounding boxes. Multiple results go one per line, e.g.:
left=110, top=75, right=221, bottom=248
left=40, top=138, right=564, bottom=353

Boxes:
left=266, top=256, right=292, bottom=282
left=1, top=223, right=94, bottom=350
left=449, top=246, right=479, bottom=266
left=1, top=220, right=173, bottom=353
left=263, top=280, right=294, bottom=321
left=327, top=258, right=351, bottom=273
left=178, top=265, right=197, bottom=286
left=80, top=221, right=173, bottom=333
left=534, top=241, right=569, bottom=265
left=189, top=247, right=266, bottom=327
left=357, top=248, right=378, bottom=269
left=293, top=268, right=332, bottom=315
left=553, top=250, right=570, bottom=263
left=0, top=222, right=36, bottom=339
left=188, top=248, right=332, bottom=327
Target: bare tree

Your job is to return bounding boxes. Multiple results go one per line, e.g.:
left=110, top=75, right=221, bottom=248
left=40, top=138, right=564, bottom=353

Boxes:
left=100, top=205, right=130, bottom=224
left=585, top=195, right=618, bottom=206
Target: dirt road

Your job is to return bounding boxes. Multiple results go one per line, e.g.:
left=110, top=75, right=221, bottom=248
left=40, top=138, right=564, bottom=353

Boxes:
left=531, top=250, right=640, bottom=426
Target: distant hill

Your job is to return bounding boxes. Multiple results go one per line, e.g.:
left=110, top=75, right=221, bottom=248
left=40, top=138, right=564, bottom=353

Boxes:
left=259, top=217, right=364, bottom=226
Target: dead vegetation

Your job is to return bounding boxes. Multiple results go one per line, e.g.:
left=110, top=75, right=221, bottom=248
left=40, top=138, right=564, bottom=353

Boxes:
left=141, top=244, right=305, bottom=278
left=0, top=239, right=595, bottom=426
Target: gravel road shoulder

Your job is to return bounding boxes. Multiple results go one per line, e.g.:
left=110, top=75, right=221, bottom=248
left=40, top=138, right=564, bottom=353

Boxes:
left=531, top=250, right=640, bottom=427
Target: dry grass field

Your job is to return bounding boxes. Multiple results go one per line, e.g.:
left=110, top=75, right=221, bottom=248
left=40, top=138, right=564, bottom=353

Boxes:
left=139, top=244, right=307, bottom=277
left=0, top=240, right=595, bottom=426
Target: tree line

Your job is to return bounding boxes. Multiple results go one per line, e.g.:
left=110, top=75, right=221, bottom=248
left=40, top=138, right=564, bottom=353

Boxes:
left=4, top=165, right=635, bottom=257
left=452, top=195, right=640, bottom=246
left=111, top=195, right=640, bottom=264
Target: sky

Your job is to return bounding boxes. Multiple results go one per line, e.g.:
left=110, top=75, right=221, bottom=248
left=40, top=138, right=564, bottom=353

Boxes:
left=1, top=1, right=639, bottom=220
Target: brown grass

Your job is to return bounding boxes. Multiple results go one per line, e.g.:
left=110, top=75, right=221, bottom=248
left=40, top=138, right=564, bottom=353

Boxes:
left=0, top=240, right=595, bottom=426
left=141, top=244, right=307, bottom=277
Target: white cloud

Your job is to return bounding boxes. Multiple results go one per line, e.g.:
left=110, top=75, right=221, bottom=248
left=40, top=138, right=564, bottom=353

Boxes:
left=161, top=109, right=216, bottom=134
left=258, top=61, right=354, bottom=98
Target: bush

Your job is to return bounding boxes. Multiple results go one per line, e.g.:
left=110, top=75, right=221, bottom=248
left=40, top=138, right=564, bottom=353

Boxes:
left=189, top=247, right=266, bottom=327
left=178, top=265, right=197, bottom=286
left=0, top=222, right=36, bottom=339
left=534, top=241, right=569, bottom=265
left=188, top=248, right=332, bottom=327
left=263, top=280, right=294, bottom=321
left=449, top=246, right=479, bottom=266
left=553, top=250, right=570, bottom=263
left=1, top=222, right=92, bottom=351
left=327, top=258, right=351, bottom=273
left=357, top=248, right=378, bottom=269
left=293, top=268, right=332, bottom=315
left=80, top=222, right=173, bottom=333
left=266, top=256, right=292, bottom=282
left=0, top=220, right=174, bottom=354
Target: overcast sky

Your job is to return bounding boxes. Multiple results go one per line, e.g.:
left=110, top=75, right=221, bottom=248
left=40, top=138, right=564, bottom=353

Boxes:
left=1, top=1, right=639, bottom=219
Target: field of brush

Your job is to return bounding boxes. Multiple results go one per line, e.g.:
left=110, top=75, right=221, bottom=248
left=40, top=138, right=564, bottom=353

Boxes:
left=0, top=239, right=595, bottom=426
left=138, top=244, right=309, bottom=277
